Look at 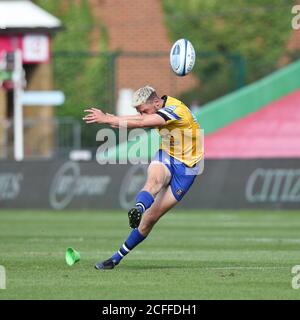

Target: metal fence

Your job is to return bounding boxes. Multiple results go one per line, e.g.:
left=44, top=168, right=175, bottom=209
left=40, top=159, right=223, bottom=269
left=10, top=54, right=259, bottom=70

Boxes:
left=19, top=0, right=298, bottom=160
left=0, top=50, right=251, bottom=160
left=0, top=118, right=81, bottom=160
left=50, top=50, right=246, bottom=155
left=52, top=50, right=246, bottom=116
left=52, top=51, right=117, bottom=114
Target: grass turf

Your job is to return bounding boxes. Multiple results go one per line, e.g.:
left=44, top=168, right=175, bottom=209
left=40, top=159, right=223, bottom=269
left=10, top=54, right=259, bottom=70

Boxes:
left=0, top=209, right=300, bottom=299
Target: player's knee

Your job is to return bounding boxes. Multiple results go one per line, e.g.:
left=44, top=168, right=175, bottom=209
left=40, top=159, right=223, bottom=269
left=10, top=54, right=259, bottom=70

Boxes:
left=144, top=177, right=164, bottom=195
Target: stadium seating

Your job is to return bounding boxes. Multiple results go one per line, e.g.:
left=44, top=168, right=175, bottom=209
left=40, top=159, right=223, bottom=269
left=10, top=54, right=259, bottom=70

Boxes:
left=205, top=89, right=300, bottom=158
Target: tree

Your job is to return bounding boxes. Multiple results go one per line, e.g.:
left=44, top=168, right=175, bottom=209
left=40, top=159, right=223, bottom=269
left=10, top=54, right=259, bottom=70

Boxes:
left=163, top=0, right=296, bottom=103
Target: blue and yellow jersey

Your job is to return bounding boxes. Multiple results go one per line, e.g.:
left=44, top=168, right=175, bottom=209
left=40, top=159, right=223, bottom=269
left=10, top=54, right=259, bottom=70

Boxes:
left=156, top=95, right=204, bottom=167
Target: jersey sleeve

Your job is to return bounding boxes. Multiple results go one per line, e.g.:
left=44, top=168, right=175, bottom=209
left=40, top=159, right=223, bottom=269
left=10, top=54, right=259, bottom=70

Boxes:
left=156, top=105, right=182, bottom=123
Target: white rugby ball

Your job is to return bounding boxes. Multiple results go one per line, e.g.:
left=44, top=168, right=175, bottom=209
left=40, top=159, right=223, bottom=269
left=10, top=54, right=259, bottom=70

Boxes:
left=170, top=39, right=196, bottom=76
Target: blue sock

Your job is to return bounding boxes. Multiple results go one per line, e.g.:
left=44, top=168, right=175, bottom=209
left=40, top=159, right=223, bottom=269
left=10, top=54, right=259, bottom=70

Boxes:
left=111, top=228, right=146, bottom=264
left=135, top=190, right=154, bottom=213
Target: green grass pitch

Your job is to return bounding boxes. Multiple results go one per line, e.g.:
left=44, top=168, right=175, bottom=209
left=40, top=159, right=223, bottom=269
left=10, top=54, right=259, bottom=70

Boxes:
left=0, top=209, right=300, bottom=299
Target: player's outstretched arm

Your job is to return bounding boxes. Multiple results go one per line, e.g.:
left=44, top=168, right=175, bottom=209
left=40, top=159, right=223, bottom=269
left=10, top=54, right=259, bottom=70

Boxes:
left=83, top=107, right=165, bottom=128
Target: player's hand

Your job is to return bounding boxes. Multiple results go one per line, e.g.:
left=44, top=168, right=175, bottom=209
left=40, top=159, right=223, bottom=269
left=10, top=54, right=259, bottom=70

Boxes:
left=83, top=108, right=107, bottom=124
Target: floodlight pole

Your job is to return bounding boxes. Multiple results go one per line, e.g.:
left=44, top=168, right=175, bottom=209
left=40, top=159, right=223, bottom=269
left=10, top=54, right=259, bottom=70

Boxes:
left=13, top=49, right=24, bottom=161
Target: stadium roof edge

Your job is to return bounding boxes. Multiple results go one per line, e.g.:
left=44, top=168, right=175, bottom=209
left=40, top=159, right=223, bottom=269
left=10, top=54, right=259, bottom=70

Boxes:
left=0, top=0, right=62, bottom=32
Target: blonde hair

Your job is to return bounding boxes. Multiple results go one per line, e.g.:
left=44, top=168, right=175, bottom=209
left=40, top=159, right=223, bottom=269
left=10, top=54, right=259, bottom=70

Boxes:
left=132, top=85, right=156, bottom=108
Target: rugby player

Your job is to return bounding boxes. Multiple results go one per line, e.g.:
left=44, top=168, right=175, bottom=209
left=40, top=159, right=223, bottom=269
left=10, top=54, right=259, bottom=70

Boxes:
left=83, top=86, right=204, bottom=269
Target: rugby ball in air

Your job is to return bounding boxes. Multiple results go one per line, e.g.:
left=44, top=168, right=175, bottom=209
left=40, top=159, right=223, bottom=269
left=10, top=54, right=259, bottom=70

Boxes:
left=170, top=39, right=196, bottom=76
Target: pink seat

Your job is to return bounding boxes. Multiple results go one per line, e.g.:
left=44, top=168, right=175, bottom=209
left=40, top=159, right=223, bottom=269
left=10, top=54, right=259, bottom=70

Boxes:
left=205, top=90, right=300, bottom=158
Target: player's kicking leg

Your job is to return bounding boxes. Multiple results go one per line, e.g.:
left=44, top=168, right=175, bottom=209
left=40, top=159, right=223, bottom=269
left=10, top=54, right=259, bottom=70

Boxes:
left=95, top=162, right=175, bottom=270
left=128, top=161, right=171, bottom=229
left=95, top=185, right=178, bottom=269
left=137, top=186, right=178, bottom=236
